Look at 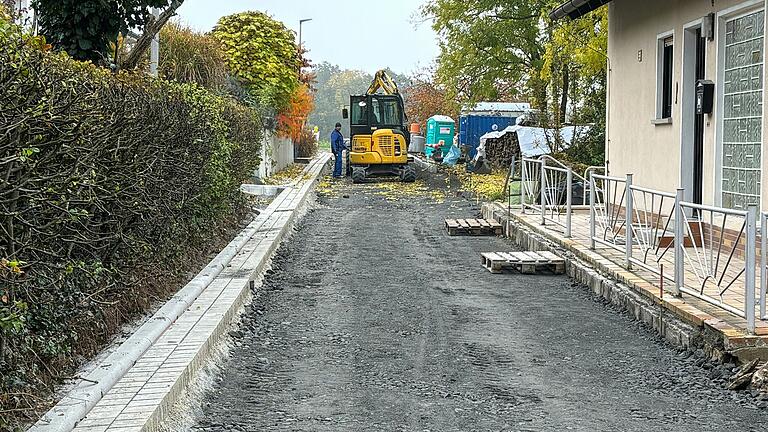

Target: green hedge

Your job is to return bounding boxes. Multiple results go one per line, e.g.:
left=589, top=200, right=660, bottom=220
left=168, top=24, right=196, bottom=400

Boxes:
left=0, top=22, right=262, bottom=426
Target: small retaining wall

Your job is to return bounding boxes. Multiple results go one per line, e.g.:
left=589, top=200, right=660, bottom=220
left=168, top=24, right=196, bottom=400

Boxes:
left=258, top=129, right=295, bottom=179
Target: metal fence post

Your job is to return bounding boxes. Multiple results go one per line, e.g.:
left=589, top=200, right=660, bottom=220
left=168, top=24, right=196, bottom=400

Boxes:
left=521, top=159, right=526, bottom=213
left=746, top=204, right=757, bottom=334
left=673, top=188, right=685, bottom=297
left=589, top=172, right=596, bottom=250
left=507, top=154, right=515, bottom=224
left=540, top=158, right=546, bottom=225
left=761, top=212, right=767, bottom=321
left=625, top=174, right=633, bottom=269
left=565, top=168, right=573, bottom=238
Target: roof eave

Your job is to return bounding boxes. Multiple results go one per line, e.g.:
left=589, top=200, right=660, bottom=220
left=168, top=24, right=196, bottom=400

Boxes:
left=549, top=0, right=612, bottom=21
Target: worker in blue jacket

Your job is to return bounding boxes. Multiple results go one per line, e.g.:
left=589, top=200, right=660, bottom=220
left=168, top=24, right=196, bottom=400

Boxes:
left=330, top=122, right=346, bottom=178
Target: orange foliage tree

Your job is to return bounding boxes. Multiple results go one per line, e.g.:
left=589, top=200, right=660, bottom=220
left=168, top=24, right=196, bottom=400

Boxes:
left=405, top=73, right=460, bottom=132
left=277, top=83, right=315, bottom=142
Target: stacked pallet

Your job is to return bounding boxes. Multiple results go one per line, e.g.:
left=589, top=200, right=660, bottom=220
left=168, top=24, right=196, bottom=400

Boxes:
left=480, top=251, right=565, bottom=274
left=445, top=218, right=503, bottom=236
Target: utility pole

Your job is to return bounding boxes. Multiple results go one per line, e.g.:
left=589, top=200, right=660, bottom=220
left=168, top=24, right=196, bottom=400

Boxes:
left=295, top=18, right=312, bottom=161
left=149, top=8, right=160, bottom=77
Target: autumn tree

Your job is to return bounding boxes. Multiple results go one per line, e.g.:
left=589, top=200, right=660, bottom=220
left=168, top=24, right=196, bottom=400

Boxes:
left=277, top=84, right=315, bottom=142
left=404, top=71, right=460, bottom=132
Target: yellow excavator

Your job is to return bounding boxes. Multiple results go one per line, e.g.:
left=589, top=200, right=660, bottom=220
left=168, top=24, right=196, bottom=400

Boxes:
left=342, top=70, right=416, bottom=183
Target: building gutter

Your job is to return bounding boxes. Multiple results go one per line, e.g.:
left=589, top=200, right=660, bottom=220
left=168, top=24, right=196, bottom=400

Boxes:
left=549, top=0, right=612, bottom=21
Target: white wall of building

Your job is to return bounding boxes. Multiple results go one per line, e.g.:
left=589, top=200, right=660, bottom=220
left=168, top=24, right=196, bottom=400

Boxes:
left=607, top=0, right=768, bottom=209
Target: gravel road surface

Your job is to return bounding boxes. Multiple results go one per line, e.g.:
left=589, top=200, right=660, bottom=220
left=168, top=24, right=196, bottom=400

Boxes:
left=189, top=171, right=768, bottom=431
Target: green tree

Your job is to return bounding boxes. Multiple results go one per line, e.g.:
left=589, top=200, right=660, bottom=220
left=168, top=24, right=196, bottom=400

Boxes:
left=421, top=0, right=547, bottom=104
left=539, top=3, right=607, bottom=153
left=212, top=11, right=302, bottom=112
left=423, top=0, right=608, bottom=160
left=32, top=0, right=171, bottom=64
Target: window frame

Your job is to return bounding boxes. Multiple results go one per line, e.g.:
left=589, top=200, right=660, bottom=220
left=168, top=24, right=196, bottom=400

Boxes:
left=656, top=30, right=675, bottom=121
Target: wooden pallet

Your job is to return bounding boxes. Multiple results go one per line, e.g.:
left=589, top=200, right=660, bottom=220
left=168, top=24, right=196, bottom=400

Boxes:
left=480, top=251, right=565, bottom=274
left=445, top=218, right=503, bottom=236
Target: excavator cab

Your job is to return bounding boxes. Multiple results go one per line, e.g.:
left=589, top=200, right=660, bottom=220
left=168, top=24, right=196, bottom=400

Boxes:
left=342, top=70, right=416, bottom=183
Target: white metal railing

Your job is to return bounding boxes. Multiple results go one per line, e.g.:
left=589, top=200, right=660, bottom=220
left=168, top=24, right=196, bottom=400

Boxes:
left=520, top=155, right=577, bottom=237
left=589, top=173, right=627, bottom=252
left=532, top=157, right=768, bottom=334
left=520, top=157, right=542, bottom=214
left=627, top=183, right=677, bottom=281
left=675, top=201, right=757, bottom=332
left=539, top=155, right=590, bottom=206
left=584, top=165, right=605, bottom=205
left=541, top=164, right=572, bottom=237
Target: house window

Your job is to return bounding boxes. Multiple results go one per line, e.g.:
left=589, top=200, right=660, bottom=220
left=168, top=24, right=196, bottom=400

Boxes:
left=721, top=9, right=764, bottom=210
left=657, top=35, right=674, bottom=119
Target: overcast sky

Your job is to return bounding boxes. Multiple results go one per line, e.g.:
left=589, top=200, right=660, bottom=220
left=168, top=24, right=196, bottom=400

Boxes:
left=176, top=0, right=439, bottom=75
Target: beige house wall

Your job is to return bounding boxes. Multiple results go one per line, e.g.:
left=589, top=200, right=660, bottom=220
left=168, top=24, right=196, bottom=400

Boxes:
left=607, top=0, right=768, bottom=208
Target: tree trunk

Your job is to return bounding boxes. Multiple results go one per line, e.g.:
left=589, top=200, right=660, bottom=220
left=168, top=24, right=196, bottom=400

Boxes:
left=560, top=65, right=569, bottom=124
left=119, top=0, right=184, bottom=71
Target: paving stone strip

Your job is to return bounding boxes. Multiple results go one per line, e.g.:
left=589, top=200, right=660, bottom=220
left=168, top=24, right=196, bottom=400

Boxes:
left=30, top=154, right=331, bottom=432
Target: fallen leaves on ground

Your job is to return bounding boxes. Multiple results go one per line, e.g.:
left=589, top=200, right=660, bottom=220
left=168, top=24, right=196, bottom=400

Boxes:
left=264, top=164, right=309, bottom=185
left=443, top=165, right=507, bottom=201
left=315, top=175, right=446, bottom=203
left=316, top=175, right=336, bottom=195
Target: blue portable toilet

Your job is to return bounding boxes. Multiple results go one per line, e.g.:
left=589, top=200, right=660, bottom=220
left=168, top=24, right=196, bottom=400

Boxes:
left=425, top=115, right=455, bottom=158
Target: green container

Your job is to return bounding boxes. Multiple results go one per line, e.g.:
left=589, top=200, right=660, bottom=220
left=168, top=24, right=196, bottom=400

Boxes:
left=425, top=115, right=455, bottom=157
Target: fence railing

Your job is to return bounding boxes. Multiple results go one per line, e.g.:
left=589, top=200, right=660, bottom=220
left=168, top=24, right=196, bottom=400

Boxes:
left=676, top=201, right=757, bottom=331
left=541, top=164, right=572, bottom=237
left=589, top=173, right=627, bottom=252
left=512, top=154, right=763, bottom=333
left=584, top=165, right=605, bottom=205
left=583, top=165, right=764, bottom=333
left=627, top=183, right=677, bottom=282
left=520, top=157, right=543, bottom=215
left=519, top=155, right=578, bottom=237
left=539, top=156, right=591, bottom=206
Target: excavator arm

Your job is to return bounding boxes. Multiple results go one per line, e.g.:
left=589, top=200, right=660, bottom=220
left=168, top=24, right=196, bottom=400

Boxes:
left=366, top=69, right=399, bottom=95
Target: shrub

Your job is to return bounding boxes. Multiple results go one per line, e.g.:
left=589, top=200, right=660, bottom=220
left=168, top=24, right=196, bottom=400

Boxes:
left=0, top=22, right=261, bottom=428
left=159, top=21, right=228, bottom=91
left=295, top=127, right=318, bottom=158
left=212, top=11, right=301, bottom=111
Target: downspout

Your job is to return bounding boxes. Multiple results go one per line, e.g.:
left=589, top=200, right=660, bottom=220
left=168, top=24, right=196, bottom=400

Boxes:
left=606, top=58, right=611, bottom=176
